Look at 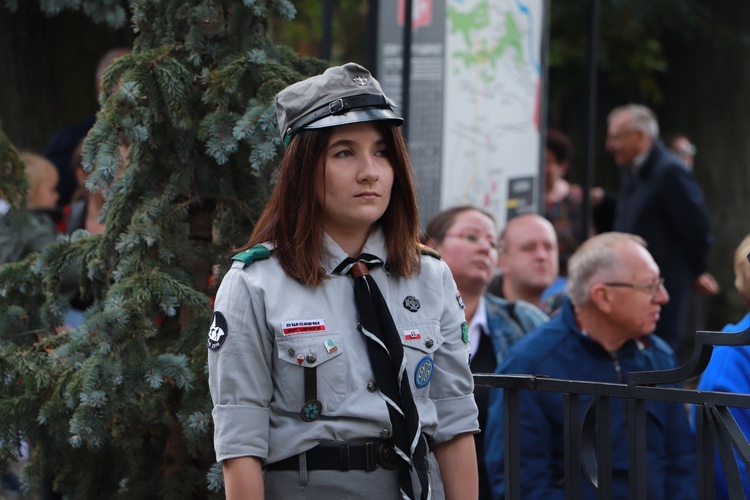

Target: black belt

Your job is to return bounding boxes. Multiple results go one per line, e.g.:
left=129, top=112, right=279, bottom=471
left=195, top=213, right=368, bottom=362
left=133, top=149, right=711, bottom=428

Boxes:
left=264, top=441, right=397, bottom=472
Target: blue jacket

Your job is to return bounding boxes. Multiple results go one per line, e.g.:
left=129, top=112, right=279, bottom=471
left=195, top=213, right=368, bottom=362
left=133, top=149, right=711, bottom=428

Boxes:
left=693, top=312, right=750, bottom=499
left=474, top=294, right=548, bottom=500
left=484, top=298, right=696, bottom=499
left=485, top=293, right=548, bottom=365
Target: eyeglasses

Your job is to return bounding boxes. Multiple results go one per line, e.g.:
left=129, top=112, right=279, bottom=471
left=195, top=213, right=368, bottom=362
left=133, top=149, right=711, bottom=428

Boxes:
left=606, top=129, right=638, bottom=143
left=445, top=231, right=500, bottom=250
left=602, top=277, right=665, bottom=296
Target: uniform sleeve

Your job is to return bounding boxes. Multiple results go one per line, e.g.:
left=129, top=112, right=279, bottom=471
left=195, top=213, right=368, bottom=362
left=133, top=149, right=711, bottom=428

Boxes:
left=208, top=266, right=274, bottom=462
left=429, top=261, right=479, bottom=444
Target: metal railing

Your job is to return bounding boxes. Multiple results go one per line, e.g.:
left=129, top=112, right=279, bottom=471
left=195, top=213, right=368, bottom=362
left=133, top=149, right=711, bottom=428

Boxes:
left=474, top=327, right=750, bottom=499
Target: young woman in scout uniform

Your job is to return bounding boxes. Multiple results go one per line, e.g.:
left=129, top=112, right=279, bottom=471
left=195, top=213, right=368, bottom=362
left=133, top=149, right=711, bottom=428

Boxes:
left=208, top=63, right=479, bottom=499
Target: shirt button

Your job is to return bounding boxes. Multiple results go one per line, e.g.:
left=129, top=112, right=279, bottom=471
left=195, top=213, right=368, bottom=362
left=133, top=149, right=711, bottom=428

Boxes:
left=306, top=353, right=317, bottom=364
left=425, top=338, right=434, bottom=349
left=367, top=381, right=377, bottom=392
left=381, top=429, right=391, bottom=439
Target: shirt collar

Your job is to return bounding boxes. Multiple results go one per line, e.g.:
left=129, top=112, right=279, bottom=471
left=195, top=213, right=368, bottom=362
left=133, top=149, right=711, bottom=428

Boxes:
left=469, top=295, right=489, bottom=335
left=468, top=295, right=489, bottom=360
left=632, top=146, right=651, bottom=172
left=321, top=226, right=388, bottom=275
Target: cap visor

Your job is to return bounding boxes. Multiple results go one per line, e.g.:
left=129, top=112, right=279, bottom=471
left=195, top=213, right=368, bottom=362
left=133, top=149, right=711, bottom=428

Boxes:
left=304, top=107, right=404, bottom=130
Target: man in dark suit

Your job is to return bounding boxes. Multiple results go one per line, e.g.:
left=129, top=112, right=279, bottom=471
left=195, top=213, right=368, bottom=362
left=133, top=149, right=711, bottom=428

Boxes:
left=43, top=48, right=130, bottom=207
left=605, top=104, right=718, bottom=353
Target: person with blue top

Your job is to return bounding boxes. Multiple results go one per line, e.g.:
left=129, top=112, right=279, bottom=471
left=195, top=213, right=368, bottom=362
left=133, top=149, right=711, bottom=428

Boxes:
left=484, top=232, right=696, bottom=499
left=694, top=233, right=750, bottom=499
left=423, top=205, right=548, bottom=500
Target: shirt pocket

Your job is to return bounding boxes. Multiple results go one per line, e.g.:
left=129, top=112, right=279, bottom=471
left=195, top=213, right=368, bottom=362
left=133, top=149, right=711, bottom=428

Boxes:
left=398, top=321, right=444, bottom=398
left=275, top=333, right=347, bottom=414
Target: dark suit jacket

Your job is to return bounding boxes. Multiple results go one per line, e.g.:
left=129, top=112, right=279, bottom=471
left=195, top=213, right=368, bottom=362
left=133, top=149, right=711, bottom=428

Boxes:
left=43, top=116, right=96, bottom=207
left=614, top=141, right=713, bottom=348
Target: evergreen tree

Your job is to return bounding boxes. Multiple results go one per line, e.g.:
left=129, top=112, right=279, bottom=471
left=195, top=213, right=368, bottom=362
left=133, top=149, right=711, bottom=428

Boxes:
left=0, top=1, right=327, bottom=497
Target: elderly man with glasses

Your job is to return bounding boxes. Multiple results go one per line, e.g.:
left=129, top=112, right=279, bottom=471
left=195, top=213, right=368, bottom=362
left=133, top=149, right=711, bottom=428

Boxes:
left=484, top=232, right=696, bottom=500
left=605, top=104, right=717, bottom=355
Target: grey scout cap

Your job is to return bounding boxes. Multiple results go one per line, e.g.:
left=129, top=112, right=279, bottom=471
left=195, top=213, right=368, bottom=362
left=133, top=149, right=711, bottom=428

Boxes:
left=275, top=62, right=404, bottom=147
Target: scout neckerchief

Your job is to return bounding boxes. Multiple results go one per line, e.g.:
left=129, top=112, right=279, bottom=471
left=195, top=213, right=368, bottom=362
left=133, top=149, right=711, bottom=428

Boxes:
left=334, top=253, right=429, bottom=500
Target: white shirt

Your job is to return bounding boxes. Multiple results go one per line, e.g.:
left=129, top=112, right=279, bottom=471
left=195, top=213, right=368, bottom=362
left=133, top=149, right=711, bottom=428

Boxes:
left=468, top=295, right=488, bottom=362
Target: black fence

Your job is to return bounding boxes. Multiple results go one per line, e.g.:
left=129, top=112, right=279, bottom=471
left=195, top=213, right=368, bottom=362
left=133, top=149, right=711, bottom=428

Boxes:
left=474, top=327, right=750, bottom=499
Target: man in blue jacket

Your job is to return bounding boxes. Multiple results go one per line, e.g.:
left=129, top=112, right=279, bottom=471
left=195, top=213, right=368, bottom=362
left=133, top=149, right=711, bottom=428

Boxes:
left=606, top=104, right=718, bottom=353
left=484, top=232, right=696, bottom=499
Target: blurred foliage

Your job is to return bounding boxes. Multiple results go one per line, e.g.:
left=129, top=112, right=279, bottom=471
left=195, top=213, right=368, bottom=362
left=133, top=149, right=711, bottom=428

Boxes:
left=548, top=0, right=706, bottom=105
left=0, top=0, right=328, bottom=498
left=0, top=129, right=26, bottom=209
left=270, top=0, right=368, bottom=63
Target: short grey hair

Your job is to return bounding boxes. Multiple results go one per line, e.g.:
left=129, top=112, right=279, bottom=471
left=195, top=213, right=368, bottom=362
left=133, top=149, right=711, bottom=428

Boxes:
left=566, top=232, right=647, bottom=306
left=608, top=104, right=659, bottom=140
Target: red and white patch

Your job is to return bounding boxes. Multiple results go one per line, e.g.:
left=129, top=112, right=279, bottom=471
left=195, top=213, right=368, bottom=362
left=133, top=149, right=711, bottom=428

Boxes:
left=282, top=319, right=327, bottom=335
left=404, top=329, right=421, bottom=340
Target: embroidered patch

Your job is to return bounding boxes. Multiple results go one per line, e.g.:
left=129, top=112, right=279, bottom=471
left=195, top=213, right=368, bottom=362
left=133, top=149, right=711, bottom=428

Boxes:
left=456, top=292, right=466, bottom=309
left=404, top=329, right=421, bottom=340
left=282, top=319, right=327, bottom=335
left=207, top=312, right=228, bottom=351
left=461, top=322, right=469, bottom=343
left=415, top=356, right=434, bottom=388
left=403, top=296, right=420, bottom=312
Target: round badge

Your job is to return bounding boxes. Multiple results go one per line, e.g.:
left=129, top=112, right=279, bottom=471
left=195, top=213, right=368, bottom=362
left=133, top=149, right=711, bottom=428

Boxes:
left=207, top=312, right=228, bottom=351
left=300, top=399, right=322, bottom=422
left=403, top=296, right=421, bottom=312
left=414, top=356, right=434, bottom=388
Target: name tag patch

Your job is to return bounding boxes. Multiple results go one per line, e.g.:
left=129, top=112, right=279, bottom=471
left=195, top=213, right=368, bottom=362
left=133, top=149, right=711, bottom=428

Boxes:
left=282, top=319, right=327, bottom=335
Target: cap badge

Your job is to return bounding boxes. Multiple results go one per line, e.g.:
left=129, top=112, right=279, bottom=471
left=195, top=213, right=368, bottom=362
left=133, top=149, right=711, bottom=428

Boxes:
left=353, top=76, right=368, bottom=86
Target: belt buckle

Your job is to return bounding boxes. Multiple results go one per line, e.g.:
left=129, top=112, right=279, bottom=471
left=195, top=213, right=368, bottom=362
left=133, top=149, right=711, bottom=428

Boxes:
left=365, top=442, right=379, bottom=471
left=378, top=442, right=397, bottom=470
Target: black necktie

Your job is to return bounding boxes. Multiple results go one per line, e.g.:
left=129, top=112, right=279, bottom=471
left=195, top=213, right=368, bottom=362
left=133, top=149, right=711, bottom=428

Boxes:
left=334, top=254, right=429, bottom=500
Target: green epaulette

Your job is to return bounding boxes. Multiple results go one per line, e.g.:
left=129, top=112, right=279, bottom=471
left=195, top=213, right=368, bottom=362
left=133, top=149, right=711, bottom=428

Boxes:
left=231, top=244, right=271, bottom=268
left=419, top=244, right=441, bottom=260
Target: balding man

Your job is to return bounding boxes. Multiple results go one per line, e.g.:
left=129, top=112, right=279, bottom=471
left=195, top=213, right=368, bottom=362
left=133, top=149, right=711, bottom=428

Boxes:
left=606, top=104, right=717, bottom=353
left=484, top=232, right=696, bottom=499
left=487, top=214, right=560, bottom=313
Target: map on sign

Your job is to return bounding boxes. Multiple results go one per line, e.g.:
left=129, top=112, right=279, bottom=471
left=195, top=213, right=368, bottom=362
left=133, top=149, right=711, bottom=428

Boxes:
left=441, top=0, right=543, bottom=223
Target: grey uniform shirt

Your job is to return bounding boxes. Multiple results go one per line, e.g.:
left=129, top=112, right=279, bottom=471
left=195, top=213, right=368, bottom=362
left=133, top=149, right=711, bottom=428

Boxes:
left=208, top=228, right=479, bottom=464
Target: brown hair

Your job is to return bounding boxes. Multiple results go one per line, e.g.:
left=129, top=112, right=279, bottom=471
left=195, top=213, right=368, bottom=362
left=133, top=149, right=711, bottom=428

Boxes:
left=546, top=129, right=573, bottom=165
left=241, top=121, right=420, bottom=286
left=422, top=205, right=496, bottom=246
